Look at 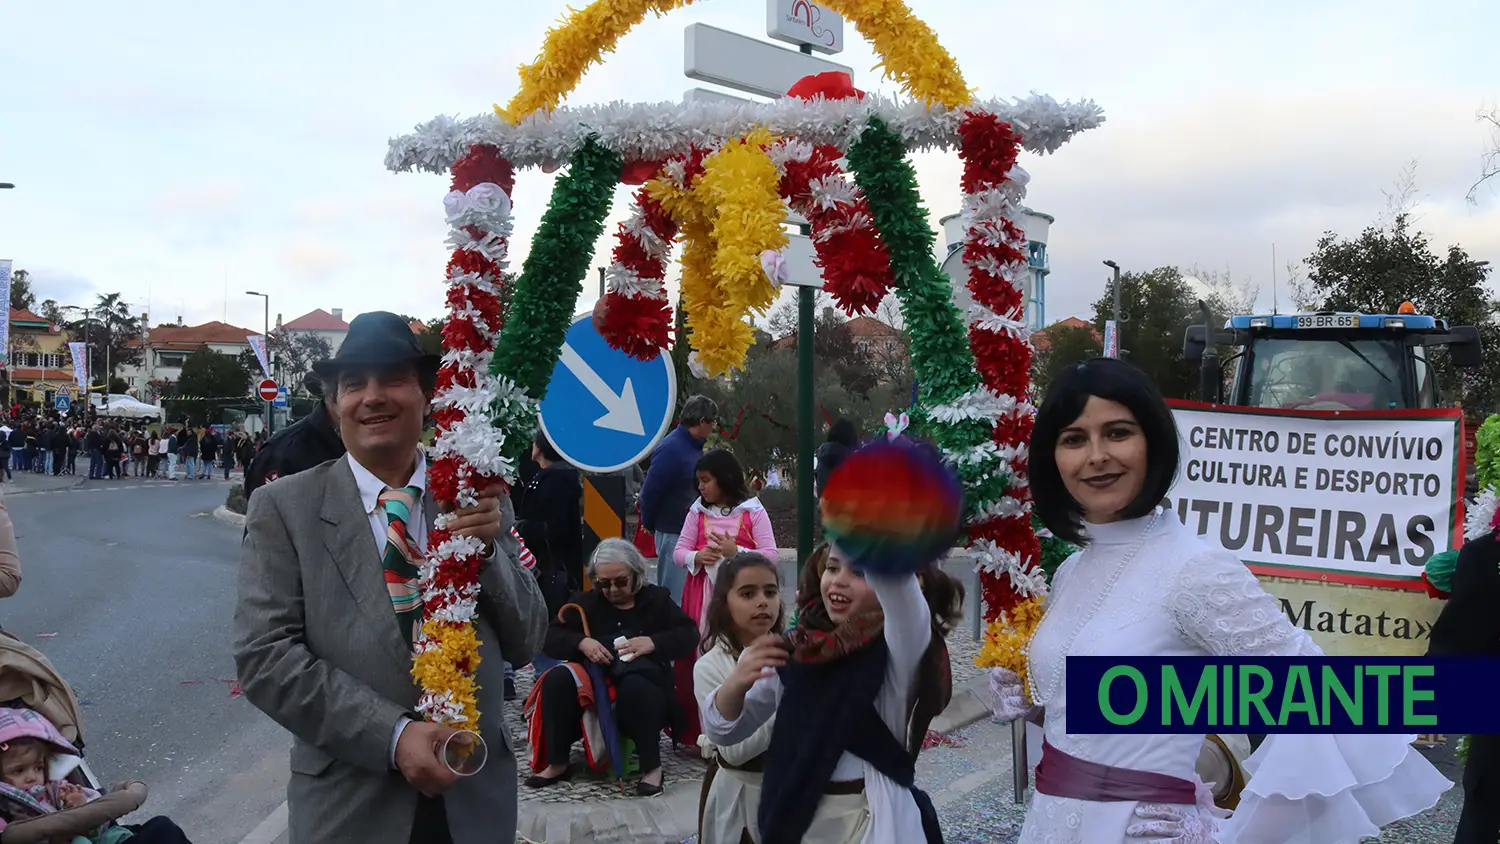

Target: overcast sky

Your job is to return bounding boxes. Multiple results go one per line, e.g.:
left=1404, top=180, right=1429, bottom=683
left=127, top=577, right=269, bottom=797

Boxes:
left=2, top=0, right=1497, bottom=333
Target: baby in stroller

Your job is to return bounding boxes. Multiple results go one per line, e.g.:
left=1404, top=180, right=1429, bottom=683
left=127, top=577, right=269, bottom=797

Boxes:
left=0, top=634, right=192, bottom=844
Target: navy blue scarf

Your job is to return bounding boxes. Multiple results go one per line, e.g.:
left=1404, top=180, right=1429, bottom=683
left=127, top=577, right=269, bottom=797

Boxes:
left=756, top=639, right=942, bottom=844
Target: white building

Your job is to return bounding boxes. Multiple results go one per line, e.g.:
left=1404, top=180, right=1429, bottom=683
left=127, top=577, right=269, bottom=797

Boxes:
left=938, top=207, right=1053, bottom=332
left=119, top=320, right=257, bottom=399
left=281, top=308, right=350, bottom=354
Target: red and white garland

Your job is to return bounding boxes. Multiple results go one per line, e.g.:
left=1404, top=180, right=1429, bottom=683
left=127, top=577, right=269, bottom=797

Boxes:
left=953, top=112, right=1046, bottom=623
left=772, top=139, right=895, bottom=315
left=414, top=143, right=516, bottom=728
left=599, top=182, right=680, bottom=359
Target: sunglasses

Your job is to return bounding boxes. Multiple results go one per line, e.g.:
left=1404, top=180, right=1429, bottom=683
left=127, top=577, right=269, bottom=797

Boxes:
left=596, top=576, right=633, bottom=591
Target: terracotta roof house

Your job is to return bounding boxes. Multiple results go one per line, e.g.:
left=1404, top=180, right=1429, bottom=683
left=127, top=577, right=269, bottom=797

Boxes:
left=280, top=308, right=351, bottom=356
left=118, top=320, right=257, bottom=398
left=5, top=309, right=74, bottom=403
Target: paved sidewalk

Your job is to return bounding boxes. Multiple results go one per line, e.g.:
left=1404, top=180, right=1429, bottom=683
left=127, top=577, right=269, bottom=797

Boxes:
left=0, top=470, right=84, bottom=495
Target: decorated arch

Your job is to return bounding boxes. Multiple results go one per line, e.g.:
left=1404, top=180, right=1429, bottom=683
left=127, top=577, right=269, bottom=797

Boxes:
left=386, top=0, right=1104, bottom=727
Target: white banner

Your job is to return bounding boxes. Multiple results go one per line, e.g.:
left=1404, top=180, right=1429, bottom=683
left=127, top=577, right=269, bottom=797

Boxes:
left=247, top=334, right=272, bottom=379
left=68, top=342, right=87, bottom=390
left=0, top=260, right=11, bottom=359
left=1165, top=404, right=1462, bottom=584
left=1103, top=319, right=1118, bottom=357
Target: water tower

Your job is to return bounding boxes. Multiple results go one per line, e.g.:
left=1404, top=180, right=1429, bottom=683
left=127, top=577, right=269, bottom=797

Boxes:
left=939, top=208, right=1053, bottom=332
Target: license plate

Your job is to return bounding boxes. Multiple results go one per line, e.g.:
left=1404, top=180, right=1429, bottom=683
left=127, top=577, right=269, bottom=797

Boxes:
left=1295, top=314, right=1358, bottom=329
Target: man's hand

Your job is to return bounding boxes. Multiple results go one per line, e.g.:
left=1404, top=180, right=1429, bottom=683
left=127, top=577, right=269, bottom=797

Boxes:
left=579, top=637, right=613, bottom=664
left=395, top=721, right=462, bottom=798
left=444, top=497, right=503, bottom=546
left=619, top=636, right=656, bottom=659
left=58, top=782, right=87, bottom=808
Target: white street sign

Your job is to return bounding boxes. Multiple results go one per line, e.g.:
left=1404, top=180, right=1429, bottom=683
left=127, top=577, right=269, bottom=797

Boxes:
left=767, top=0, right=845, bottom=54
left=684, top=23, right=852, bottom=101
left=780, top=233, right=824, bottom=288
left=683, top=87, right=759, bottom=106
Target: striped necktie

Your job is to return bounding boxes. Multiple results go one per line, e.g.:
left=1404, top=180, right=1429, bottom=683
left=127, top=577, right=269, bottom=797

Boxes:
left=377, top=485, right=424, bottom=649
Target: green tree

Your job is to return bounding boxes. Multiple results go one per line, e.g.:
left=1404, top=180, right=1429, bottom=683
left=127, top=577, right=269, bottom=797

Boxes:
left=178, top=350, right=252, bottom=399
left=1091, top=267, right=1201, bottom=399
left=1033, top=322, right=1103, bottom=395
left=7, top=269, right=34, bottom=311
left=63, top=293, right=142, bottom=387
left=1294, top=212, right=1499, bottom=410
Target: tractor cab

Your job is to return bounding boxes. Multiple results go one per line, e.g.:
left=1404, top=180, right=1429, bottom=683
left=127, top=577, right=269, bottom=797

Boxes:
left=1184, top=305, right=1483, bottom=410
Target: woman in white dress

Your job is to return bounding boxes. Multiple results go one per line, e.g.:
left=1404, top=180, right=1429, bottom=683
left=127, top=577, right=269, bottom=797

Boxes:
left=990, top=357, right=1452, bottom=844
left=694, top=552, right=786, bottom=844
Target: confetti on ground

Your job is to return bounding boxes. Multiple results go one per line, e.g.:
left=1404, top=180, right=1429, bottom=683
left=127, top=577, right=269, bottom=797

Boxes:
left=218, top=678, right=244, bottom=698
left=35, top=633, right=57, bottom=638
left=923, top=730, right=966, bottom=750
left=178, top=680, right=204, bottom=686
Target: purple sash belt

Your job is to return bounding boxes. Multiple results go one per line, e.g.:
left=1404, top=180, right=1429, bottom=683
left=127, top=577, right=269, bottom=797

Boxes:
left=1035, top=740, right=1198, bottom=805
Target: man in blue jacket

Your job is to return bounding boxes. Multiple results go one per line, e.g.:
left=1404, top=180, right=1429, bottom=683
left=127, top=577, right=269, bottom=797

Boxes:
left=637, top=395, right=718, bottom=601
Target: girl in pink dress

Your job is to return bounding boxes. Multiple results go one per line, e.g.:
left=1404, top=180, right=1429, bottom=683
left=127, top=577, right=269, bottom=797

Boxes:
left=671, top=448, right=777, bottom=745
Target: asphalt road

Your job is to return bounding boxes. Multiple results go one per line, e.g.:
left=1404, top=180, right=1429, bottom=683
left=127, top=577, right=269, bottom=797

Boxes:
left=1, top=477, right=288, bottom=844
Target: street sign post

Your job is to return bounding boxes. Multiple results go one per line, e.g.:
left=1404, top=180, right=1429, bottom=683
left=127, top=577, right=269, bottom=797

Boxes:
left=55, top=395, right=70, bottom=414
left=273, top=386, right=289, bottom=408
left=538, top=315, right=677, bottom=474
left=257, top=379, right=279, bottom=402
left=684, top=23, right=851, bottom=100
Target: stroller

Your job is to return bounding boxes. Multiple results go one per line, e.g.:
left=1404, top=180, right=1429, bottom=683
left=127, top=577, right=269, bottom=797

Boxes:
left=0, top=630, right=149, bottom=844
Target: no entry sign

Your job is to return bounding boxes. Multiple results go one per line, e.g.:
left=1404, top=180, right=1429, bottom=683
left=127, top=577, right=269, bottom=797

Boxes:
left=258, top=379, right=280, bottom=401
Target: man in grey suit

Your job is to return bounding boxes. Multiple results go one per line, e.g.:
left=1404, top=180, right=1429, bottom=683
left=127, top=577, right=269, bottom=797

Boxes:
left=233, top=311, right=548, bottom=844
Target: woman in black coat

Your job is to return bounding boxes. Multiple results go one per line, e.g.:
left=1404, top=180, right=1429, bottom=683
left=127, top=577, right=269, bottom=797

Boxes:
left=521, top=432, right=584, bottom=590
left=527, top=538, right=699, bottom=796
left=1427, top=530, right=1500, bottom=844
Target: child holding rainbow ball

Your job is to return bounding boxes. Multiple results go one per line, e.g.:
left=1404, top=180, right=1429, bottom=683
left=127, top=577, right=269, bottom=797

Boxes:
left=701, top=435, right=963, bottom=844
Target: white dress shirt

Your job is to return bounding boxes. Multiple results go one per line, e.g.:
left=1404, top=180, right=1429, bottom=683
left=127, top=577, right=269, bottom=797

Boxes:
left=347, top=450, right=430, bottom=559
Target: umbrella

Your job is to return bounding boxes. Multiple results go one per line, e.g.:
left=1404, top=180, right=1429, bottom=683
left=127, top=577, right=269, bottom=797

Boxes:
left=556, top=603, right=627, bottom=783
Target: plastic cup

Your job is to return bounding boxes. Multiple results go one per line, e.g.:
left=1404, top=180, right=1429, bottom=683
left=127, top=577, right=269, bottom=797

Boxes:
left=441, top=730, right=488, bottom=776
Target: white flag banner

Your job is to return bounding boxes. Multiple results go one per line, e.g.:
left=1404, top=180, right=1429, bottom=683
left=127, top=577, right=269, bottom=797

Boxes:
left=68, top=342, right=87, bottom=390
left=247, top=334, right=272, bottom=379
left=0, top=260, right=11, bottom=359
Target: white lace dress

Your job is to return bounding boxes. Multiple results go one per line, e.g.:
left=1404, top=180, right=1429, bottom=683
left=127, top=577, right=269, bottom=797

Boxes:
left=1018, top=508, right=1452, bottom=844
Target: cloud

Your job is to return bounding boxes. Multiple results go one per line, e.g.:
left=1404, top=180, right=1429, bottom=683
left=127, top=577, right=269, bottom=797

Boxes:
left=279, top=241, right=347, bottom=281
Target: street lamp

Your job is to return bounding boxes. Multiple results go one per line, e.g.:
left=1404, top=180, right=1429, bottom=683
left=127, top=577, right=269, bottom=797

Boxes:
left=0, top=184, right=14, bottom=190
left=245, top=291, right=272, bottom=434
left=1103, top=260, right=1123, bottom=359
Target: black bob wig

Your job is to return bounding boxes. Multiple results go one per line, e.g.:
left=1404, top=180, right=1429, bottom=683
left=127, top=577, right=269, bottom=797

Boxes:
left=1028, top=357, right=1180, bottom=545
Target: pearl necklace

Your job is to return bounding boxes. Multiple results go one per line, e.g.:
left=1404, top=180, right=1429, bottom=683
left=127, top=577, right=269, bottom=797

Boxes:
left=1026, top=507, right=1162, bottom=706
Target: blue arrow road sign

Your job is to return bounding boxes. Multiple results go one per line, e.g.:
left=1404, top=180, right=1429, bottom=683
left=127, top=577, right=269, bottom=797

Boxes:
left=538, top=315, right=678, bottom=474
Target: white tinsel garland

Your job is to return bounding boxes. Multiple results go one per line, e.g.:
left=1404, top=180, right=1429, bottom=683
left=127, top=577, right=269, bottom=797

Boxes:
left=386, top=94, right=1105, bottom=175
left=1464, top=488, right=1498, bottom=541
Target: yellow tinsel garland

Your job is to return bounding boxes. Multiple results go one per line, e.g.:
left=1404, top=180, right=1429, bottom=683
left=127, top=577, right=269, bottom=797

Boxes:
left=412, top=620, right=482, bottom=729
left=976, top=596, right=1045, bottom=704
left=820, top=0, right=970, bottom=108
left=497, top=0, right=969, bottom=125
left=691, top=129, right=786, bottom=374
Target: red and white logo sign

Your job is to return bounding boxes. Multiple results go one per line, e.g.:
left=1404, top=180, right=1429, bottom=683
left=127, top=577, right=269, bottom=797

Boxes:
left=258, top=379, right=280, bottom=401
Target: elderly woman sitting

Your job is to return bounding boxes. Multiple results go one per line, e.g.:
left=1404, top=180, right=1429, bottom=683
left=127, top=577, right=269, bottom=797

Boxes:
left=526, top=538, right=699, bottom=796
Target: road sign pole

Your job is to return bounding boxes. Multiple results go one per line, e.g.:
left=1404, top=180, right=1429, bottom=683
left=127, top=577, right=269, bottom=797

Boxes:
left=795, top=42, right=817, bottom=571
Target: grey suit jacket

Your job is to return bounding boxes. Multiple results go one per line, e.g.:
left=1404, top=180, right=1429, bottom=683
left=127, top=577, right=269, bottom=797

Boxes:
left=232, top=456, right=548, bottom=844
